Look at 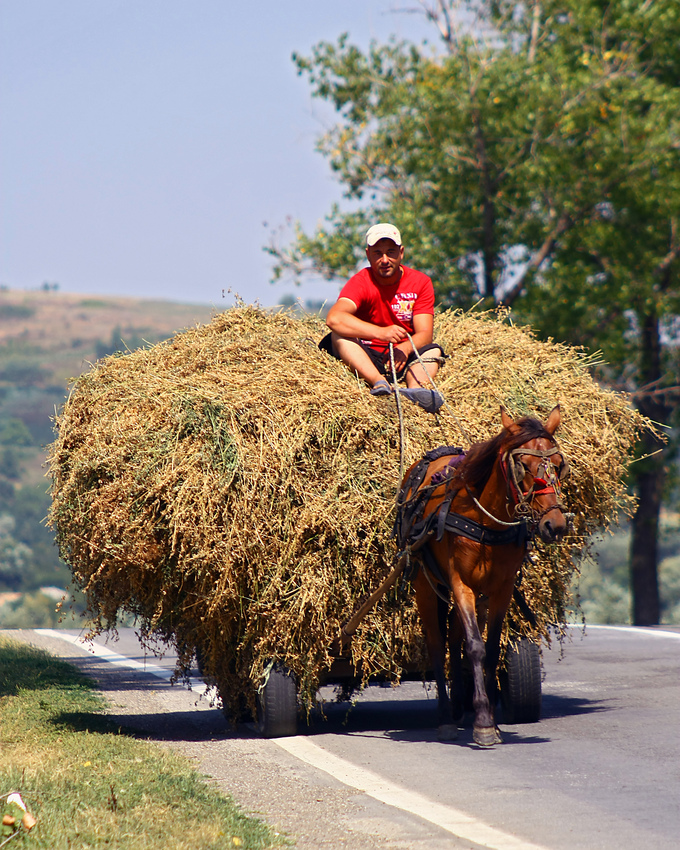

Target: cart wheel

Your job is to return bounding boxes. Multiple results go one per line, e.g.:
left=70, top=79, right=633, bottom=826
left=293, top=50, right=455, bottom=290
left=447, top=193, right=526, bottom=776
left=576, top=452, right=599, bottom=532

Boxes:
left=257, top=663, right=297, bottom=738
left=500, top=639, right=542, bottom=724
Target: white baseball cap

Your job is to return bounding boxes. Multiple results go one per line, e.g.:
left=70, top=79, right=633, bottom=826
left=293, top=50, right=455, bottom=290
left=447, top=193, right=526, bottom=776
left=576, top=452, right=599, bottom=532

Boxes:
left=365, top=223, right=402, bottom=247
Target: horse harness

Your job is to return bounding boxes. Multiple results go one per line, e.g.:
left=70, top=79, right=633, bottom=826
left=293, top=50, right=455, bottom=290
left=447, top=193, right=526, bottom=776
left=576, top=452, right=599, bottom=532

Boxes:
left=393, top=442, right=568, bottom=605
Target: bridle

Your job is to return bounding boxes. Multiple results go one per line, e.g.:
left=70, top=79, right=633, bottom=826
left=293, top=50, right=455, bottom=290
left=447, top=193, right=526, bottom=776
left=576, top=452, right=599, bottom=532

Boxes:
left=500, top=444, right=569, bottom=521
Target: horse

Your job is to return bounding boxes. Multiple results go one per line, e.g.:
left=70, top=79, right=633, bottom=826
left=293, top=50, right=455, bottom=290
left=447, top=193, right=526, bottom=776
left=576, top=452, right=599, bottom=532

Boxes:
left=395, top=405, right=569, bottom=747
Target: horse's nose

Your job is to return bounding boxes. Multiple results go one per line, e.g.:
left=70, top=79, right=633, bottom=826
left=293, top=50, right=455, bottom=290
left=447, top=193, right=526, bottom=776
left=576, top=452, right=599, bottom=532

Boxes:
left=540, top=516, right=567, bottom=544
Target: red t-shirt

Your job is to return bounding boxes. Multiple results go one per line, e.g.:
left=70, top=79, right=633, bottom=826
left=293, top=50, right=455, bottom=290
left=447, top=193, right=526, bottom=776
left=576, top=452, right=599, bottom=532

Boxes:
left=338, top=265, right=435, bottom=351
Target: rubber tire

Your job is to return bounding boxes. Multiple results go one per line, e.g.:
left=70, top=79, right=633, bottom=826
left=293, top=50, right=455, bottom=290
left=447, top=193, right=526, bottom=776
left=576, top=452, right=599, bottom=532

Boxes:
left=500, top=639, right=542, bottom=724
left=257, top=664, right=298, bottom=738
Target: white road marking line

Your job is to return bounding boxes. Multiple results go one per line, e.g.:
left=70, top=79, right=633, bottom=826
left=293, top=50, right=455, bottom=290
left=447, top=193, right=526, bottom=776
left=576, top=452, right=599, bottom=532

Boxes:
left=33, top=624, right=678, bottom=849
left=32, top=631, right=547, bottom=848
left=276, top=736, right=550, bottom=850
left=34, top=628, right=211, bottom=695
left=568, top=624, right=680, bottom=640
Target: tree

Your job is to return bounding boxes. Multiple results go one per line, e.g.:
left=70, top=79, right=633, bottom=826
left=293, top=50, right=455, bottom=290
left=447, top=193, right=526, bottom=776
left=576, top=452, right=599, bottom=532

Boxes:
left=0, top=514, right=33, bottom=591
left=271, top=0, right=680, bottom=624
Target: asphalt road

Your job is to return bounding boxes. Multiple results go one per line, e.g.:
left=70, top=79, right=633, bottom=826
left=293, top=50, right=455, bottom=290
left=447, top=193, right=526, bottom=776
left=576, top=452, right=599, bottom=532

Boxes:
left=4, top=625, right=679, bottom=850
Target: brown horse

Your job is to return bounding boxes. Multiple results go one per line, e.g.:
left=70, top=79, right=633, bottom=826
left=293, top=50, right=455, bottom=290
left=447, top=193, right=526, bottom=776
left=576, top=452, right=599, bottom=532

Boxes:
left=395, top=406, right=568, bottom=746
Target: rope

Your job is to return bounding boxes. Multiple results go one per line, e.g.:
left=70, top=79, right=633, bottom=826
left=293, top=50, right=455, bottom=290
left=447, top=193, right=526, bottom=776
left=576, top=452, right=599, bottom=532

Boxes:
left=469, top=493, right=522, bottom=527
left=388, top=343, right=406, bottom=490
left=405, top=333, right=472, bottom=447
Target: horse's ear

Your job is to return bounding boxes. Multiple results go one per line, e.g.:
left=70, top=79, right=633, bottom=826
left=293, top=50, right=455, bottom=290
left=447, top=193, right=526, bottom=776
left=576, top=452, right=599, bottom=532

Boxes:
left=544, top=405, right=561, bottom=435
left=500, top=407, right=516, bottom=431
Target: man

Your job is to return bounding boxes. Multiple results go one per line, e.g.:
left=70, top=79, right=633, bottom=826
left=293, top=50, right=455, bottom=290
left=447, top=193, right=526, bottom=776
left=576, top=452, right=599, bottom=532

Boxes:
left=320, top=223, right=444, bottom=413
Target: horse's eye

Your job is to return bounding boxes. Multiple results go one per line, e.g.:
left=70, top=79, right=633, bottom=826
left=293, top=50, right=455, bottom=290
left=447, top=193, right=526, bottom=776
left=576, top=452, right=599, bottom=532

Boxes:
left=513, top=461, right=526, bottom=480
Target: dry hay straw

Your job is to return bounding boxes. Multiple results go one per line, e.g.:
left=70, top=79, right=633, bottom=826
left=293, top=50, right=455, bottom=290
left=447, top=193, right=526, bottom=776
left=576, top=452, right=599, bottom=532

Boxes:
left=47, top=305, right=653, bottom=718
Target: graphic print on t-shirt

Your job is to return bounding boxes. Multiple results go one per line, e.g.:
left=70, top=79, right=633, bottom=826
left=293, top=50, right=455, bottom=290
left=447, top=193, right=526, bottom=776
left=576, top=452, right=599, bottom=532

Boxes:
left=392, top=293, right=418, bottom=325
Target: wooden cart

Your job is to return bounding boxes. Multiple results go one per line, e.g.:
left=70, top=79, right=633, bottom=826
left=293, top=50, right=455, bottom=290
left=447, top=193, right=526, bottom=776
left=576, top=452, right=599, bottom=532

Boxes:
left=255, top=555, right=542, bottom=738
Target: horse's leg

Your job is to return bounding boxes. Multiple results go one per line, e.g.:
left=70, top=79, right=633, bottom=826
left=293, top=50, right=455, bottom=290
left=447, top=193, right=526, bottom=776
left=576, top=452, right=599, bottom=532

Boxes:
left=484, top=583, right=515, bottom=728
left=447, top=607, right=466, bottom=723
left=413, top=568, right=457, bottom=741
left=427, top=536, right=498, bottom=745
left=451, top=582, right=500, bottom=747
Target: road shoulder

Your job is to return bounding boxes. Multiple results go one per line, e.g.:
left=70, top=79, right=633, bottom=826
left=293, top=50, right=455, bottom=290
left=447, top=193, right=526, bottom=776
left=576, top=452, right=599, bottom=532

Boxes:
left=1, top=629, right=471, bottom=850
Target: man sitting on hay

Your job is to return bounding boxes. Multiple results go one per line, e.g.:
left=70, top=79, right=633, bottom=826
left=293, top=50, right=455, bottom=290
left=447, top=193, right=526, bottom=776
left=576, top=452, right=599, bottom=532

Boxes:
left=320, top=223, right=445, bottom=414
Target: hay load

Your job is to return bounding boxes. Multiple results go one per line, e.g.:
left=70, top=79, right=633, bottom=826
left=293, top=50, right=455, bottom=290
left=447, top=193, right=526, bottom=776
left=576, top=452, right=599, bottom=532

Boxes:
left=48, top=306, right=649, bottom=717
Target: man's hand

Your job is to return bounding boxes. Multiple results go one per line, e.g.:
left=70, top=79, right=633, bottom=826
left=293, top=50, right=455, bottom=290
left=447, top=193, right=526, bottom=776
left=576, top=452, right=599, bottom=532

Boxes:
left=382, top=346, right=408, bottom=370
left=373, top=324, right=409, bottom=344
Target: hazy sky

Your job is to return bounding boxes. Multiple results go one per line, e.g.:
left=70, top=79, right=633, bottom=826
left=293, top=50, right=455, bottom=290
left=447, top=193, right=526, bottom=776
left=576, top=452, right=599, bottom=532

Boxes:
left=1, top=1, right=435, bottom=309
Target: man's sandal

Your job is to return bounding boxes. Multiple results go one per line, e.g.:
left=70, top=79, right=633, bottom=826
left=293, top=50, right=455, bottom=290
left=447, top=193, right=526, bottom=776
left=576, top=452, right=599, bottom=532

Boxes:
left=399, top=387, right=445, bottom=414
left=370, top=380, right=393, bottom=397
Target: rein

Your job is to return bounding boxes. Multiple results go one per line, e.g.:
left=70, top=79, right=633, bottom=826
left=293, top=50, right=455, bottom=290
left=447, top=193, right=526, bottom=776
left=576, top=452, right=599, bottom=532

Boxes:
left=405, top=332, right=472, bottom=446
left=388, top=343, right=406, bottom=487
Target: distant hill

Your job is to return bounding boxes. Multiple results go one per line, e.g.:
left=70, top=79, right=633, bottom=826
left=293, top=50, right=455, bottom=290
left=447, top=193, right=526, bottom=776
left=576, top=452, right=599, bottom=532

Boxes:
left=0, top=289, right=215, bottom=415
left=0, top=288, right=216, bottom=622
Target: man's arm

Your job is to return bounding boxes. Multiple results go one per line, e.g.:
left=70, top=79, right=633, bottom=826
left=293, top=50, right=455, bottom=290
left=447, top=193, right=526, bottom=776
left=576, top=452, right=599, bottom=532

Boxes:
left=326, top=298, right=408, bottom=345
left=389, top=312, right=434, bottom=362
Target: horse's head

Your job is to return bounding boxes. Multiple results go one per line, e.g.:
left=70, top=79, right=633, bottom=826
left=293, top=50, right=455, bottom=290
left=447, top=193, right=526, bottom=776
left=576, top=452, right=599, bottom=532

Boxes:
left=500, top=405, right=569, bottom=544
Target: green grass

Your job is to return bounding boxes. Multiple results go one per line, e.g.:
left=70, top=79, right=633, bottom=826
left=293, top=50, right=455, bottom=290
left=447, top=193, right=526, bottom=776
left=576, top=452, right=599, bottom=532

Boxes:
left=0, top=637, right=286, bottom=849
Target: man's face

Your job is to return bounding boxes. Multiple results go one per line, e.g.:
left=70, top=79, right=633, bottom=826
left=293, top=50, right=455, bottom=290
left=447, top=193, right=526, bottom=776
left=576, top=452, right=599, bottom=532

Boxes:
left=366, top=238, right=404, bottom=281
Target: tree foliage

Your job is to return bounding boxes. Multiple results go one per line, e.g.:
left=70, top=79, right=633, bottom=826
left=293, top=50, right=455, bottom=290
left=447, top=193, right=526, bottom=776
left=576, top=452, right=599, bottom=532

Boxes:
left=274, top=1, right=679, bottom=317
left=271, top=0, right=680, bottom=623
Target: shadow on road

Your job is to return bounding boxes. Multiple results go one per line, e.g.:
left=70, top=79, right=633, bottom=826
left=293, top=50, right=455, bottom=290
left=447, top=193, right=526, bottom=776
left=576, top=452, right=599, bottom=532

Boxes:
left=541, top=693, right=613, bottom=719
left=48, top=646, right=613, bottom=747
left=50, top=708, right=233, bottom=741
left=50, top=692, right=608, bottom=747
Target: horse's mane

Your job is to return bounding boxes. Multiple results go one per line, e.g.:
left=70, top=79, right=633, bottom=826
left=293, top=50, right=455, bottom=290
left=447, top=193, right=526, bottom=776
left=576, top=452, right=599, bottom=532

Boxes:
left=455, top=416, right=557, bottom=494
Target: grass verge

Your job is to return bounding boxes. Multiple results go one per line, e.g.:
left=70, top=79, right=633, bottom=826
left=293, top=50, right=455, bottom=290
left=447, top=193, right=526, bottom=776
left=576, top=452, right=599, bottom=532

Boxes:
left=0, top=636, right=286, bottom=849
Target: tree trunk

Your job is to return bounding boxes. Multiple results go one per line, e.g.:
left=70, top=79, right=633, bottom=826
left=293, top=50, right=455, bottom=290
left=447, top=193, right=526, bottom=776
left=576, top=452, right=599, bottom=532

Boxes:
left=629, top=431, right=663, bottom=625
left=629, top=307, right=670, bottom=625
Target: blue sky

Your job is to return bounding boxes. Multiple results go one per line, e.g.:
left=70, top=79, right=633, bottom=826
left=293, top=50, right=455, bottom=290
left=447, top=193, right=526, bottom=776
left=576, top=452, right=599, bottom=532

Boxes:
left=1, top=1, right=434, bottom=309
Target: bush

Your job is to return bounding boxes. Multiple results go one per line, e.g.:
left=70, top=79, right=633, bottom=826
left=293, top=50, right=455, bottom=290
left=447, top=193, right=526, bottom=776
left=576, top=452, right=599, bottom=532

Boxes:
left=0, top=449, right=20, bottom=480
left=660, top=554, right=680, bottom=624
left=94, top=325, right=157, bottom=360
left=0, top=590, right=61, bottom=628
left=0, top=360, right=50, bottom=386
left=572, top=553, right=632, bottom=624
left=0, top=304, right=35, bottom=320
left=0, top=417, right=33, bottom=446
left=0, top=514, right=33, bottom=591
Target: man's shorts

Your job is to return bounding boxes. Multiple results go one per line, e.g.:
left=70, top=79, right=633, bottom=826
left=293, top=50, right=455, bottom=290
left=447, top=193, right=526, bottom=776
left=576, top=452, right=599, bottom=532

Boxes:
left=318, top=332, right=444, bottom=381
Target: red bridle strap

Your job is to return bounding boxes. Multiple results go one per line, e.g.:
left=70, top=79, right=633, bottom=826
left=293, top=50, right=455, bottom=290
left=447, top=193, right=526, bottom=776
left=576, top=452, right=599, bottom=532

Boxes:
left=532, top=477, right=556, bottom=496
left=500, top=449, right=563, bottom=505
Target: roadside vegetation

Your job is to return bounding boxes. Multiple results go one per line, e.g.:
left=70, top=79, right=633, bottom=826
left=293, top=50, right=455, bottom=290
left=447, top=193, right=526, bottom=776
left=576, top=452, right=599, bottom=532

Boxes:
left=0, top=636, right=284, bottom=849
left=573, top=517, right=680, bottom=625
left=0, top=288, right=214, bottom=628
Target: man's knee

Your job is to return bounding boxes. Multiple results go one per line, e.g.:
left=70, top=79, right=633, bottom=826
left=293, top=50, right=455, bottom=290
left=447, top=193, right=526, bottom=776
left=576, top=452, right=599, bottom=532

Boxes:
left=409, top=344, right=444, bottom=367
left=419, top=344, right=443, bottom=359
left=331, top=333, right=363, bottom=357
left=320, top=332, right=366, bottom=360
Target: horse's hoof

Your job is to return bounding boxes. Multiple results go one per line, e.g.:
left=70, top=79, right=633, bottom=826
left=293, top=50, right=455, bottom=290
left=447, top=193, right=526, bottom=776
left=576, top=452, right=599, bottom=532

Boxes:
left=437, top=724, right=459, bottom=742
left=473, top=725, right=502, bottom=747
